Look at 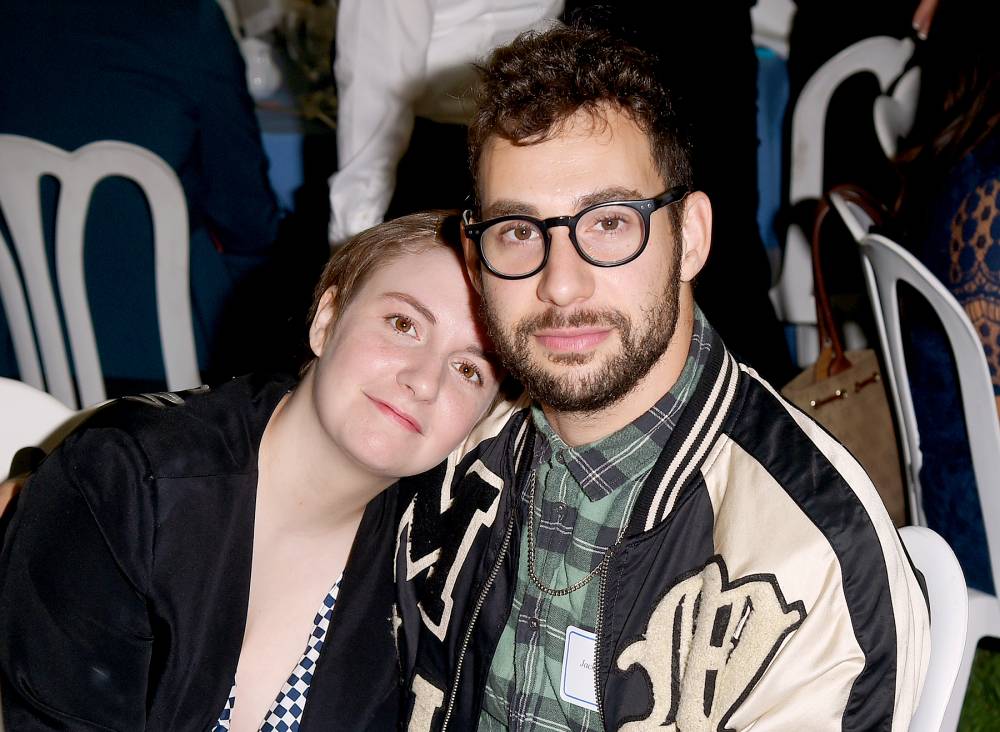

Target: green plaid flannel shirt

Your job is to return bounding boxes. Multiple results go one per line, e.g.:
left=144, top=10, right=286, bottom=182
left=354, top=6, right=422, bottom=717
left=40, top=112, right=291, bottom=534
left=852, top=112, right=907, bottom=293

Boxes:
left=478, top=308, right=712, bottom=731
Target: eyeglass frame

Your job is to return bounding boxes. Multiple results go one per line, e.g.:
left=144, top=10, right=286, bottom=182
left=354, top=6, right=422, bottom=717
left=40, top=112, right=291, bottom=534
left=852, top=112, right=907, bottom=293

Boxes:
left=461, top=185, right=690, bottom=280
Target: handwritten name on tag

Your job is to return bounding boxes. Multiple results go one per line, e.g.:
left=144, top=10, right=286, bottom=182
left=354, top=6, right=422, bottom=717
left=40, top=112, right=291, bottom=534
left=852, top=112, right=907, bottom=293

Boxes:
left=560, top=625, right=598, bottom=711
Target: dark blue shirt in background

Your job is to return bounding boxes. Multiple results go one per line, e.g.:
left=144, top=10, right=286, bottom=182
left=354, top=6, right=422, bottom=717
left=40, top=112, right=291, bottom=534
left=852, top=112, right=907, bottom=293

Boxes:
left=0, top=0, right=282, bottom=387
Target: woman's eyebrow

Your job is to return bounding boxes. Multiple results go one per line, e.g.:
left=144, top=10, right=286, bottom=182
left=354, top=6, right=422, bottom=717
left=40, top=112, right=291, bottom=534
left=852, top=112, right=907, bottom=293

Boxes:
left=382, top=292, right=436, bottom=324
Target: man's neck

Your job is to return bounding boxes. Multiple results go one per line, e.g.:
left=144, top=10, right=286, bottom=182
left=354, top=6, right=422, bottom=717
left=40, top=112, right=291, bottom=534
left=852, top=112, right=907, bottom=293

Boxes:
left=540, top=297, right=696, bottom=447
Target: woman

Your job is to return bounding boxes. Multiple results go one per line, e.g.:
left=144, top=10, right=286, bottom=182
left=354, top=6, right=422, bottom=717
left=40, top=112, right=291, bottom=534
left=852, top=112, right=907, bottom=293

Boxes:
left=894, top=0, right=1000, bottom=594
left=0, top=212, right=505, bottom=730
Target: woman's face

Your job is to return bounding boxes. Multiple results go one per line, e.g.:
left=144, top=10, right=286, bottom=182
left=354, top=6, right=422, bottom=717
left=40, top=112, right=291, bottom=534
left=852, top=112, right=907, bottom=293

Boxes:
left=308, top=246, right=501, bottom=479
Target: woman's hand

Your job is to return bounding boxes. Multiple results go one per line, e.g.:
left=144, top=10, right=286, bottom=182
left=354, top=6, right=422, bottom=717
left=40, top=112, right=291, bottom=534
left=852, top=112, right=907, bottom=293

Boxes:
left=0, top=475, right=26, bottom=517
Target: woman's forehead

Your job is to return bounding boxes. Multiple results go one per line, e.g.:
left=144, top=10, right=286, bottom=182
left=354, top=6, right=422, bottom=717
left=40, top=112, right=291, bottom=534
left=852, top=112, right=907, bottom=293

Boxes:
left=361, top=247, right=485, bottom=340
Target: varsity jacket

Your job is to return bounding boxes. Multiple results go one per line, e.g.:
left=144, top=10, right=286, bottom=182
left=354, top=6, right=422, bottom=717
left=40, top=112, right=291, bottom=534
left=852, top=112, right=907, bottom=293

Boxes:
left=393, top=330, right=931, bottom=731
left=0, top=374, right=403, bottom=731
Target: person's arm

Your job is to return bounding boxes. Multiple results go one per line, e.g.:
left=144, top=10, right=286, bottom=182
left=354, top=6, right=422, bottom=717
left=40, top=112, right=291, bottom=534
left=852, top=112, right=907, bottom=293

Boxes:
left=327, top=0, right=434, bottom=244
left=0, top=427, right=154, bottom=729
left=193, top=0, right=282, bottom=257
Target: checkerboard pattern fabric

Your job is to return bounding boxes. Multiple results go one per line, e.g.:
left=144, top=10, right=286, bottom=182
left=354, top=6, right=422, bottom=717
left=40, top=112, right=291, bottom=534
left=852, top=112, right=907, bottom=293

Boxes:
left=213, top=574, right=342, bottom=732
left=478, top=309, right=712, bottom=731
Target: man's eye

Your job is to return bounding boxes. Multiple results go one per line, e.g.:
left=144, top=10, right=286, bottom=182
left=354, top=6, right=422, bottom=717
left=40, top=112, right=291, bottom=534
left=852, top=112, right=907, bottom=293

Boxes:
left=499, top=222, right=539, bottom=242
left=454, top=361, right=483, bottom=384
left=597, top=216, right=624, bottom=231
left=389, top=315, right=417, bottom=337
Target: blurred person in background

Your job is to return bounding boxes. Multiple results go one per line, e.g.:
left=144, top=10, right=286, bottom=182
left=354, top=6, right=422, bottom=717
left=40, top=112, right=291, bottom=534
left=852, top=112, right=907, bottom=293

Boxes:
left=0, top=0, right=283, bottom=392
left=892, top=0, right=1000, bottom=595
left=328, top=0, right=563, bottom=246
left=560, top=1, right=795, bottom=384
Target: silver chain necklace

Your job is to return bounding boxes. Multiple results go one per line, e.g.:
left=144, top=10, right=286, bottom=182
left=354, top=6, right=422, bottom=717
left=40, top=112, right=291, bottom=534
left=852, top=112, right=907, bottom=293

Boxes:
left=525, top=469, right=628, bottom=597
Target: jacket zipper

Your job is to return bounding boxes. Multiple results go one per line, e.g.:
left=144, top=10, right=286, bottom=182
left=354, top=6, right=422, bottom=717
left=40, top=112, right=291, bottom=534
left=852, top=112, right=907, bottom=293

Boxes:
left=440, top=511, right=517, bottom=731
left=594, top=556, right=610, bottom=729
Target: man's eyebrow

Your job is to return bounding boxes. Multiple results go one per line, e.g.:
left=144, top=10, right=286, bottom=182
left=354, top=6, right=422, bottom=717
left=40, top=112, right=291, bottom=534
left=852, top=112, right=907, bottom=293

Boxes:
left=482, top=188, right=647, bottom=220
left=574, top=187, right=646, bottom=211
left=481, top=199, right=541, bottom=220
left=382, top=292, right=436, bottom=325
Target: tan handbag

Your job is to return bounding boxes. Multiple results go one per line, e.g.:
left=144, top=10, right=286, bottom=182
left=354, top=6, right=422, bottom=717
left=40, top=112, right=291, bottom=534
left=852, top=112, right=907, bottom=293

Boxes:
left=781, top=188, right=906, bottom=526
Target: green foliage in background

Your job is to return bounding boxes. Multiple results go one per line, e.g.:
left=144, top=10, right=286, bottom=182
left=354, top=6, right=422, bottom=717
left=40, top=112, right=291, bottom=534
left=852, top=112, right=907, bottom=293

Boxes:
left=958, top=644, right=1000, bottom=731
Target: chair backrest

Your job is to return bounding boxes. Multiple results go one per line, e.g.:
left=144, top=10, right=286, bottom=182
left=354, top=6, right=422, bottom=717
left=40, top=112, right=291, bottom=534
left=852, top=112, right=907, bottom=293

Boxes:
left=829, top=190, right=876, bottom=244
left=0, top=376, right=76, bottom=481
left=772, top=36, right=914, bottom=366
left=0, top=135, right=199, bottom=409
left=874, top=65, right=922, bottom=160
left=859, top=232, right=1000, bottom=591
left=898, top=526, right=969, bottom=732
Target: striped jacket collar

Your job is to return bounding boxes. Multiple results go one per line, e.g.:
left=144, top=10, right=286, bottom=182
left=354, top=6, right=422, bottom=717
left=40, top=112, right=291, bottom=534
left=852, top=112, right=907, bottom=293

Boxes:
left=508, top=326, right=741, bottom=539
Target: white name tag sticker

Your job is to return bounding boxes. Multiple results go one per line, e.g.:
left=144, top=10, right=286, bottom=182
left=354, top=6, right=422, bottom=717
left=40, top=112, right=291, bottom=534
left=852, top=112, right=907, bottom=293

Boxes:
left=560, top=625, right=599, bottom=711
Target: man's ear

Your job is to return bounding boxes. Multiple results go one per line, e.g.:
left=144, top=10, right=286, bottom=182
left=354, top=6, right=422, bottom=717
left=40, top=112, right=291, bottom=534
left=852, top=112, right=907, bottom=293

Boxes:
left=678, top=191, right=712, bottom=283
left=308, top=287, right=338, bottom=358
left=460, top=226, right=484, bottom=294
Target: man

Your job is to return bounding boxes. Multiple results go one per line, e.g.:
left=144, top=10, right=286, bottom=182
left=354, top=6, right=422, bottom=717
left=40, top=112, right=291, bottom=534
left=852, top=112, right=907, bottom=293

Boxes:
left=394, top=25, right=928, bottom=731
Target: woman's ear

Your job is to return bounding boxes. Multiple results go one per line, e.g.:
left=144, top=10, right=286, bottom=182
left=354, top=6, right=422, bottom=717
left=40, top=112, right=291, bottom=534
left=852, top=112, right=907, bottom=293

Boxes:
left=308, top=287, right=338, bottom=358
left=460, top=227, right=484, bottom=294
left=678, top=191, right=713, bottom=283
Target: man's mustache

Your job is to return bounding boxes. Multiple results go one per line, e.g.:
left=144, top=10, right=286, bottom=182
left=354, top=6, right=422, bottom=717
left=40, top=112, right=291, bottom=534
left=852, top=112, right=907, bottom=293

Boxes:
left=515, top=309, right=630, bottom=336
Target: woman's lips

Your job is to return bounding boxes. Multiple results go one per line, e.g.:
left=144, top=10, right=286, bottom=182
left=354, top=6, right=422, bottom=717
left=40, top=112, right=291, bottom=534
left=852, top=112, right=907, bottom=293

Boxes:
left=367, top=395, right=423, bottom=433
left=534, top=328, right=612, bottom=352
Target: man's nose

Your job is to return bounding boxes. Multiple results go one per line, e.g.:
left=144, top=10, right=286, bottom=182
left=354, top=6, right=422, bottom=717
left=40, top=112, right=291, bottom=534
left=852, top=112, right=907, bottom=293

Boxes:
left=535, top=227, right=595, bottom=307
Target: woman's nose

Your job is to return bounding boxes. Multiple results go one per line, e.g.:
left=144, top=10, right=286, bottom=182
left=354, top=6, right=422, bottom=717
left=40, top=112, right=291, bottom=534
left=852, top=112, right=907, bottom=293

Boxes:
left=396, top=355, right=443, bottom=401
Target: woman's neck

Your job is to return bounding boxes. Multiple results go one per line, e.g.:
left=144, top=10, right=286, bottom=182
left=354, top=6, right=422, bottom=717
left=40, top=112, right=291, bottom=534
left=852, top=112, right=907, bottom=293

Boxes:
left=255, top=377, right=392, bottom=536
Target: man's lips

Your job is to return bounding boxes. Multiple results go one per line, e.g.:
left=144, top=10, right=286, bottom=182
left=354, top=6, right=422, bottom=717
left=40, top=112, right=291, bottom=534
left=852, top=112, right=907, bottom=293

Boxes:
left=366, top=395, right=423, bottom=434
left=533, top=327, right=612, bottom=353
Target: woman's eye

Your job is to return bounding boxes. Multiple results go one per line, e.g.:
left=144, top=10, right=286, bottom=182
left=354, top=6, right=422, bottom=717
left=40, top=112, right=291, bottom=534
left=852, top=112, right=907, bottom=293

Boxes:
left=454, top=361, right=483, bottom=384
left=389, top=315, right=417, bottom=337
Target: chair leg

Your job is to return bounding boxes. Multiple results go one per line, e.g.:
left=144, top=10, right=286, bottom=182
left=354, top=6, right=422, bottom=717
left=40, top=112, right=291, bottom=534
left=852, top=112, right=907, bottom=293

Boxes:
left=939, top=627, right=978, bottom=732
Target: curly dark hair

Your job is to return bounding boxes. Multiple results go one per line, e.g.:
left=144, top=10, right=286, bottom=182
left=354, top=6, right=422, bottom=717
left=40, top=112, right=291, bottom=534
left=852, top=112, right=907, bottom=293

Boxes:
left=468, top=24, right=694, bottom=208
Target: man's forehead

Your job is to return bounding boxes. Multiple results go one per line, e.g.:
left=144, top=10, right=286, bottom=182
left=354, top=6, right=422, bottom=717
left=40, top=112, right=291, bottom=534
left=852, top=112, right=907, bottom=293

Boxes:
left=476, top=108, right=661, bottom=212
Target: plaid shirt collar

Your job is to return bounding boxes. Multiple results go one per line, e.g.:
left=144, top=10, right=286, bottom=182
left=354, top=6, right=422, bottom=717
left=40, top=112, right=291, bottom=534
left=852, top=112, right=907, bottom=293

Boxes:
left=530, top=307, right=713, bottom=501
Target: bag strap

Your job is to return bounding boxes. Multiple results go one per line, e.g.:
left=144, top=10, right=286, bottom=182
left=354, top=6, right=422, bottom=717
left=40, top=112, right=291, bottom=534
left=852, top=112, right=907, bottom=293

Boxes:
left=811, top=184, right=886, bottom=379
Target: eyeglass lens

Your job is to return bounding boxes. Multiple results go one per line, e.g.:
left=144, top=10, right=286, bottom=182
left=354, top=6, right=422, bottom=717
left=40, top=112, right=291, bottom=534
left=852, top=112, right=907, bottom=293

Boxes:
left=481, top=203, right=648, bottom=277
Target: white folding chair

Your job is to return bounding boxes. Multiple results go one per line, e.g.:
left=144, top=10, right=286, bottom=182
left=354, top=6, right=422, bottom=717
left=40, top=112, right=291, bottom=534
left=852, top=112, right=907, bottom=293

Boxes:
left=0, top=377, right=77, bottom=482
left=0, top=135, right=200, bottom=409
left=772, top=36, right=914, bottom=367
left=899, top=526, right=969, bottom=732
left=874, top=65, right=922, bottom=160
left=859, top=232, right=1000, bottom=731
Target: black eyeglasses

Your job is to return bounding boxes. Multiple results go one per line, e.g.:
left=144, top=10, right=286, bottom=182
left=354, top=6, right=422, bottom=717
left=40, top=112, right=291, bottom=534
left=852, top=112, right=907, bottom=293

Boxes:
left=462, top=186, right=689, bottom=280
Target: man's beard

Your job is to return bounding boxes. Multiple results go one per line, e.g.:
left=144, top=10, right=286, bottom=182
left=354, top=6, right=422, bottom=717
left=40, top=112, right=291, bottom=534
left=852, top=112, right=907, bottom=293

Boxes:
left=483, top=248, right=682, bottom=414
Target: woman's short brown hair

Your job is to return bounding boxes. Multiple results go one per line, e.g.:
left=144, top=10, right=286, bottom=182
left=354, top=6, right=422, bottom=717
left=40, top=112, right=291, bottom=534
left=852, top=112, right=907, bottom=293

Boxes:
left=302, top=211, right=463, bottom=372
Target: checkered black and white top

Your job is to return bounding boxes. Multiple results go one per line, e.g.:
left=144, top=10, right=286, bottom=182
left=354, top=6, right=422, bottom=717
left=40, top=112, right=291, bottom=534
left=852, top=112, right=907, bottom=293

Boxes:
left=213, top=575, right=342, bottom=732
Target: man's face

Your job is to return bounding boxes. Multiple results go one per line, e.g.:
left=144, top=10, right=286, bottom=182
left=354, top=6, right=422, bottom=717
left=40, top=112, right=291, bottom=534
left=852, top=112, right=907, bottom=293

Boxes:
left=473, top=106, right=683, bottom=413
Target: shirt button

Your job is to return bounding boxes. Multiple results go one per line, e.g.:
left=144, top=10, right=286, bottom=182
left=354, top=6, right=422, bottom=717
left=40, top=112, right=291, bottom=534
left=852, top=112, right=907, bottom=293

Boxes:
left=528, top=617, right=540, bottom=631
left=554, top=502, right=566, bottom=519
left=555, top=451, right=567, bottom=464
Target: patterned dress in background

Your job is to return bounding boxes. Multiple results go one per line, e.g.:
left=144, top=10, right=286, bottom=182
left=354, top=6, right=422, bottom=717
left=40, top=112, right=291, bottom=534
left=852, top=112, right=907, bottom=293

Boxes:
left=907, top=134, right=1000, bottom=594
